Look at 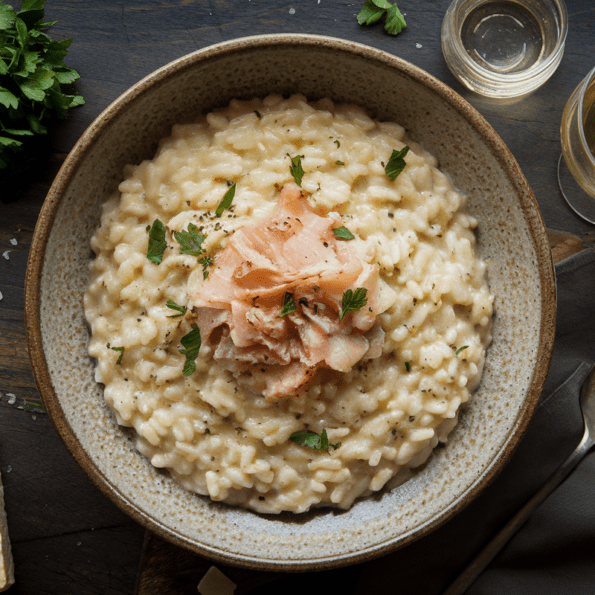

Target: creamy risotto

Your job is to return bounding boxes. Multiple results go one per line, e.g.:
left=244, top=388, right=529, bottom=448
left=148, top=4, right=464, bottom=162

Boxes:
left=84, top=94, right=493, bottom=514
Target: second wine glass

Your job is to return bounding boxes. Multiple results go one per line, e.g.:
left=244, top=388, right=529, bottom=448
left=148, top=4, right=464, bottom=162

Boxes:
left=558, top=65, right=595, bottom=224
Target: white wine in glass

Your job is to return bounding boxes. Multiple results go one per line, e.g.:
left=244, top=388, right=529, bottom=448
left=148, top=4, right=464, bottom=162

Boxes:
left=558, top=65, right=595, bottom=223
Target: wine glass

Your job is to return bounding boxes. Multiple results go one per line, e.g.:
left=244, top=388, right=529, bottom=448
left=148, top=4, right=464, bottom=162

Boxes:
left=441, top=0, right=567, bottom=98
left=558, top=65, right=595, bottom=223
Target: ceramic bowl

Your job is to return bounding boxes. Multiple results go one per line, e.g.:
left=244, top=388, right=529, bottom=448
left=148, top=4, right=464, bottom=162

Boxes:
left=25, top=35, right=556, bottom=570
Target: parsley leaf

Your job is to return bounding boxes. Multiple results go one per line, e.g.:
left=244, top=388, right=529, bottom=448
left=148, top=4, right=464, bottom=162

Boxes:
left=385, top=146, right=410, bottom=181
left=0, top=0, right=84, bottom=202
left=357, top=0, right=407, bottom=35
left=333, top=226, right=355, bottom=240
left=0, top=5, right=16, bottom=30
left=287, top=153, right=305, bottom=186
left=111, top=346, right=125, bottom=365
left=340, top=287, right=368, bottom=321
left=215, top=182, right=236, bottom=217
left=280, top=292, right=296, bottom=317
left=146, top=219, right=167, bottom=264
left=199, top=255, right=214, bottom=279
left=335, top=160, right=345, bottom=166
left=405, top=361, right=410, bottom=372
left=173, top=223, right=205, bottom=256
left=455, top=345, right=469, bottom=355
left=357, top=0, right=386, bottom=25
left=179, top=324, right=201, bottom=376
left=166, top=299, right=187, bottom=318
left=385, top=3, right=407, bottom=34
left=289, top=429, right=341, bottom=451
left=370, top=0, right=394, bottom=8
left=334, top=140, right=340, bottom=148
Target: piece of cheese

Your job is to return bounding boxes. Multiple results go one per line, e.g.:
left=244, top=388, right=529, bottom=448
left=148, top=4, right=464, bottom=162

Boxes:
left=197, top=566, right=236, bottom=595
left=0, top=471, right=14, bottom=592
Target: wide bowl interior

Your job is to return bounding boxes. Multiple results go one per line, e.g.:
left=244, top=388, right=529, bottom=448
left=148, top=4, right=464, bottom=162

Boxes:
left=25, top=35, right=555, bottom=570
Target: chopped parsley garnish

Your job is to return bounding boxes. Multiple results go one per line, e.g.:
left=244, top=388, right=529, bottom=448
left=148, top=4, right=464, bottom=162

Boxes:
left=357, top=0, right=389, bottom=24
left=179, top=324, right=201, bottom=376
left=215, top=182, right=236, bottom=217
left=334, top=140, right=340, bottom=148
left=455, top=345, right=469, bottom=356
left=173, top=223, right=205, bottom=256
left=111, top=346, right=125, bottom=365
left=289, top=429, right=341, bottom=451
left=405, top=361, right=410, bottom=372
left=146, top=219, right=167, bottom=264
left=280, top=292, right=296, bottom=317
left=340, top=287, right=368, bottom=321
left=385, top=146, right=410, bottom=181
left=199, top=255, right=214, bottom=279
left=357, top=0, right=407, bottom=35
left=166, top=299, right=187, bottom=318
left=333, top=226, right=355, bottom=240
left=384, top=3, right=407, bottom=34
left=287, top=153, right=305, bottom=186
left=335, top=160, right=345, bottom=166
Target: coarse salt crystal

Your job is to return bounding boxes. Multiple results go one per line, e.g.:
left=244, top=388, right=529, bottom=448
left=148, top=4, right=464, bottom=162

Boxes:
left=6, top=465, right=12, bottom=473
left=6, top=394, right=16, bottom=405
left=9, top=239, right=16, bottom=246
left=0, top=291, right=3, bottom=301
left=416, top=43, right=423, bottom=48
left=2, top=251, right=10, bottom=260
left=289, top=7, right=295, bottom=14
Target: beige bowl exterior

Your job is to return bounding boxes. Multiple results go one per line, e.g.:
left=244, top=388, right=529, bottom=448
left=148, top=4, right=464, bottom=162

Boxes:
left=25, top=35, right=555, bottom=570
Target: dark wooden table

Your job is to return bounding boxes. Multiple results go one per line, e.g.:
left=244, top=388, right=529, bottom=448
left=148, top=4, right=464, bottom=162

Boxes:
left=1, top=1, right=594, bottom=593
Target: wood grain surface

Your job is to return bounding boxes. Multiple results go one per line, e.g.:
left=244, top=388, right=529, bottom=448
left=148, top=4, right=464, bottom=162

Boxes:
left=1, top=1, right=594, bottom=594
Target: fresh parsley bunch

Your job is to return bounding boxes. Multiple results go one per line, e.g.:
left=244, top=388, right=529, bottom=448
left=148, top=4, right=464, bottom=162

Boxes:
left=357, top=0, right=407, bottom=35
left=0, top=0, right=83, bottom=201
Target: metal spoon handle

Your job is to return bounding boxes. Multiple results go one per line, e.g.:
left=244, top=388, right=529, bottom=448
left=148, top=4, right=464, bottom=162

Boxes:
left=442, top=435, right=594, bottom=595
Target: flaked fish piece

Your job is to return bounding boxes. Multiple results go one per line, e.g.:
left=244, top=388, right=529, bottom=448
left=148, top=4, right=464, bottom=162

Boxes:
left=193, top=183, right=396, bottom=399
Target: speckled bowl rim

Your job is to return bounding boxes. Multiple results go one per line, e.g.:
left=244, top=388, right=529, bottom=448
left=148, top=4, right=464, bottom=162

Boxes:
left=24, top=34, right=556, bottom=570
